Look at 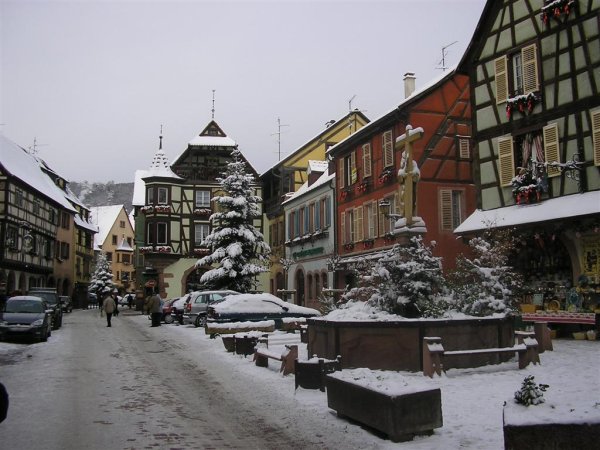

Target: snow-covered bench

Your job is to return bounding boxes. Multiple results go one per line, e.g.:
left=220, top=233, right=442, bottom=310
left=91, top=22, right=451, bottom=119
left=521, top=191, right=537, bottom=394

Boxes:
left=422, top=336, right=540, bottom=378
left=253, top=344, right=298, bottom=376
left=257, top=332, right=301, bottom=349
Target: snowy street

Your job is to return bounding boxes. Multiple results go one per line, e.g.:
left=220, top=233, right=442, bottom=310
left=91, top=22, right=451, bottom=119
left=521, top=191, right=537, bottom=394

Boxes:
left=1, top=308, right=599, bottom=450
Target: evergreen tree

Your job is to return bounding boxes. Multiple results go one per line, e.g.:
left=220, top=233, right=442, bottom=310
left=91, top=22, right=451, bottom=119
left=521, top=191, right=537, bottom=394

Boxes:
left=449, top=227, right=522, bottom=316
left=514, top=375, right=549, bottom=406
left=196, top=149, right=271, bottom=292
left=89, top=252, right=116, bottom=297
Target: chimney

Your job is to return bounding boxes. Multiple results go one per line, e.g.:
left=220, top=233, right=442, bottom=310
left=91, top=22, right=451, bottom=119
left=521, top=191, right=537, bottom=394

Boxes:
left=307, top=160, right=327, bottom=186
left=404, top=72, right=416, bottom=98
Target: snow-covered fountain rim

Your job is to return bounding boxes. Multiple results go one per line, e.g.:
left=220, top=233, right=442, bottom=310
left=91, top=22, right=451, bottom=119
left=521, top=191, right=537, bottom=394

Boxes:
left=309, top=312, right=512, bottom=325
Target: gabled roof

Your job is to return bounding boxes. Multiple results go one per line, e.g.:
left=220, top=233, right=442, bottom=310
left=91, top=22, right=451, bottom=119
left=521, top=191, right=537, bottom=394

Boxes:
left=89, top=205, right=127, bottom=249
left=145, top=146, right=181, bottom=180
left=283, top=167, right=334, bottom=205
left=261, top=110, right=370, bottom=176
left=172, top=120, right=237, bottom=166
left=116, top=237, right=134, bottom=252
left=0, top=135, right=76, bottom=212
left=326, top=68, right=457, bottom=157
left=132, top=169, right=149, bottom=206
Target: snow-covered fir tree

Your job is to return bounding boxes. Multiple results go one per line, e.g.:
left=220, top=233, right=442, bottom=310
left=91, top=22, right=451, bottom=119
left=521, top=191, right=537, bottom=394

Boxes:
left=514, top=375, right=549, bottom=406
left=449, top=227, right=522, bottom=316
left=88, top=252, right=116, bottom=297
left=195, top=149, right=270, bottom=292
left=343, top=236, right=448, bottom=318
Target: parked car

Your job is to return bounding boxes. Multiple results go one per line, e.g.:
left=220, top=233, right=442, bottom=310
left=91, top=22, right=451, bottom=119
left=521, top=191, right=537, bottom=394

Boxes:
left=0, top=296, right=53, bottom=342
left=28, top=287, right=63, bottom=329
left=59, top=296, right=73, bottom=313
left=161, top=298, right=178, bottom=324
left=182, top=290, right=238, bottom=327
left=170, top=295, right=190, bottom=325
left=206, top=293, right=321, bottom=327
left=88, top=292, right=98, bottom=307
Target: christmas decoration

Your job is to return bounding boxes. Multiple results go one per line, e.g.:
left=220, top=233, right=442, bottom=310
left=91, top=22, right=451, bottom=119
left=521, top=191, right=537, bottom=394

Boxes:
left=541, top=0, right=575, bottom=26
left=506, top=92, right=538, bottom=119
left=378, top=168, right=394, bottom=184
left=514, top=375, right=549, bottom=406
left=511, top=168, right=547, bottom=204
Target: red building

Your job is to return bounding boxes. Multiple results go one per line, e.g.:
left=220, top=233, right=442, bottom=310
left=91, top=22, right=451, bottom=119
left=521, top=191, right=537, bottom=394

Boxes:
left=327, top=70, right=476, bottom=288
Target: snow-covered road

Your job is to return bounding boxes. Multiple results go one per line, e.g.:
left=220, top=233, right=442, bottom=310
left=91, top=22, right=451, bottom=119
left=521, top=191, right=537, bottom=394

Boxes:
left=0, top=309, right=382, bottom=450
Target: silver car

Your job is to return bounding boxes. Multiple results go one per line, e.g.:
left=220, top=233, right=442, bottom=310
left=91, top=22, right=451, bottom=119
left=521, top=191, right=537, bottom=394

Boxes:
left=182, top=290, right=238, bottom=327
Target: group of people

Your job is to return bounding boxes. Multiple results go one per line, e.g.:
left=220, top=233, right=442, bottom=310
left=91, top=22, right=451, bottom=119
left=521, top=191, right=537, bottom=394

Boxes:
left=99, top=289, right=163, bottom=328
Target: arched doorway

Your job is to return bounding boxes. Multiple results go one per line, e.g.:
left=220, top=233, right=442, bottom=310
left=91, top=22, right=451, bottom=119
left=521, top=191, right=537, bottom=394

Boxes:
left=295, top=269, right=305, bottom=306
left=185, top=268, right=207, bottom=293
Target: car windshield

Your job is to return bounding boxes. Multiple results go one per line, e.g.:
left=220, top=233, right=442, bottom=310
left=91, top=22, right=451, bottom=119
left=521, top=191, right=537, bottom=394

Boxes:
left=5, top=301, right=44, bottom=313
left=31, top=292, right=57, bottom=305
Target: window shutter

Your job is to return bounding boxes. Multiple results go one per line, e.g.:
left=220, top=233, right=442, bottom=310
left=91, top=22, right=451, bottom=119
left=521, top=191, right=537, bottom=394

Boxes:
left=356, top=206, right=364, bottom=241
left=315, top=201, right=321, bottom=230
left=350, top=151, right=357, bottom=184
left=440, top=190, right=453, bottom=231
left=522, top=44, right=539, bottom=95
left=543, top=123, right=560, bottom=177
left=338, top=158, right=345, bottom=189
left=495, top=56, right=508, bottom=104
left=383, top=130, right=394, bottom=167
left=459, top=138, right=470, bottom=159
left=362, top=143, right=372, bottom=177
left=341, top=212, right=346, bottom=244
left=498, top=137, right=515, bottom=187
left=592, top=110, right=600, bottom=166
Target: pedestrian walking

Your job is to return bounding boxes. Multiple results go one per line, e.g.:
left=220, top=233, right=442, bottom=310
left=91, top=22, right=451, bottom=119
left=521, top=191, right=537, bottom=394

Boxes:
left=102, top=290, right=116, bottom=327
left=145, top=292, right=162, bottom=327
left=0, top=381, right=8, bottom=423
left=126, top=292, right=134, bottom=309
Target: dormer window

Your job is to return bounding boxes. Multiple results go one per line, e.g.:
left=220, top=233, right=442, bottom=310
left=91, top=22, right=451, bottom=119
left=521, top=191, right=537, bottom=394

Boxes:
left=495, top=43, right=540, bottom=103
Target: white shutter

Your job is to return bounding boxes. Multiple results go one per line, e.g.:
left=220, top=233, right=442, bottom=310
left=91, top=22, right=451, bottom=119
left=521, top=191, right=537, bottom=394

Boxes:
left=362, top=143, right=372, bottom=177
left=498, top=137, right=515, bottom=187
left=592, top=110, right=600, bottom=166
left=459, top=138, right=470, bottom=159
left=495, top=56, right=508, bottom=104
left=340, top=211, right=346, bottom=244
left=543, top=123, right=560, bottom=177
left=522, top=44, right=539, bottom=94
left=356, top=206, right=364, bottom=242
left=378, top=202, right=385, bottom=236
left=383, top=130, right=394, bottom=167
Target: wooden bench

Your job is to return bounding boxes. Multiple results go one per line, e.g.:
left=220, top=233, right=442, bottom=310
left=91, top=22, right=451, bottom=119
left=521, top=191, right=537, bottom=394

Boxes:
left=423, top=336, right=540, bottom=378
left=254, top=344, right=298, bottom=376
left=516, top=324, right=553, bottom=353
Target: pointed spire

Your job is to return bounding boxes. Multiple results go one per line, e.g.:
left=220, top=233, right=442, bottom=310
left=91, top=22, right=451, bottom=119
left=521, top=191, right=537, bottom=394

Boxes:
left=146, top=125, right=181, bottom=179
left=211, top=89, right=216, bottom=119
left=159, top=124, right=163, bottom=150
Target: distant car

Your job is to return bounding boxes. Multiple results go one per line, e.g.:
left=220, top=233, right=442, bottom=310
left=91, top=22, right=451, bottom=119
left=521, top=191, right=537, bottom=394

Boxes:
left=28, top=287, right=63, bottom=329
left=182, top=290, right=239, bottom=327
left=206, top=293, right=321, bottom=327
left=170, top=295, right=190, bottom=325
left=161, top=298, right=178, bottom=324
left=59, top=296, right=73, bottom=313
left=0, top=296, right=53, bottom=342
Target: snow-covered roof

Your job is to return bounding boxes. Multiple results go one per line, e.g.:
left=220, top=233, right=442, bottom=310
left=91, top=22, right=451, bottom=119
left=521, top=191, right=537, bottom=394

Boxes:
left=326, top=67, right=457, bottom=156
left=89, top=205, right=126, bottom=248
left=188, top=135, right=237, bottom=148
left=145, top=148, right=181, bottom=180
left=132, top=169, right=149, bottom=206
left=283, top=168, right=334, bottom=205
left=74, top=213, right=98, bottom=233
left=0, top=135, right=76, bottom=212
left=455, top=190, right=600, bottom=234
left=116, top=237, right=134, bottom=252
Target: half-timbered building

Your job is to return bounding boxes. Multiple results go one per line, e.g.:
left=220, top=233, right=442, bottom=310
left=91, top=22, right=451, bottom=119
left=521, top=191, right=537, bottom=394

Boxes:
left=327, top=71, right=475, bottom=290
left=132, top=121, right=263, bottom=299
left=456, top=0, right=600, bottom=299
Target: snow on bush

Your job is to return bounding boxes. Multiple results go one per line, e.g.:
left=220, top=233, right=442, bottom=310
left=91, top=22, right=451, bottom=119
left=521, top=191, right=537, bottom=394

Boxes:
left=89, top=252, right=116, bottom=296
left=514, top=375, right=549, bottom=406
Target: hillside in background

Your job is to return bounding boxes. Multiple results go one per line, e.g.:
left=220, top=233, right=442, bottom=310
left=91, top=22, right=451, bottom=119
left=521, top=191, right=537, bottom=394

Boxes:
left=69, top=181, right=135, bottom=212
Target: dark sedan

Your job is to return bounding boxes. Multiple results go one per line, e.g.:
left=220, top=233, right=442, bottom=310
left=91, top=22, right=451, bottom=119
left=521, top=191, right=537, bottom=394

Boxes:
left=206, top=293, right=321, bottom=327
left=0, top=296, right=53, bottom=342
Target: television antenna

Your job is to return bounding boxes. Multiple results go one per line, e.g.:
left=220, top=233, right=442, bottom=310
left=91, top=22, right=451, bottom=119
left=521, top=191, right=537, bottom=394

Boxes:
left=271, top=117, right=290, bottom=161
left=28, top=137, right=48, bottom=155
left=437, top=41, right=458, bottom=71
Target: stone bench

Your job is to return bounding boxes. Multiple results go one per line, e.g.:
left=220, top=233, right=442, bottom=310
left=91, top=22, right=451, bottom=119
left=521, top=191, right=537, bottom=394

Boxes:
left=325, top=373, right=442, bottom=442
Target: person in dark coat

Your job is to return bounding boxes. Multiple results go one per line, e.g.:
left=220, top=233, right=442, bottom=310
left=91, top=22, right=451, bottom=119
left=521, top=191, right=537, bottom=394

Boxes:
left=0, top=381, right=9, bottom=423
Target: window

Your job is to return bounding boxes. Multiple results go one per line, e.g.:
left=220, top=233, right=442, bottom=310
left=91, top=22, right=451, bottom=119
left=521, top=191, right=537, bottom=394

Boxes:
left=146, top=187, right=154, bottom=205
left=593, top=110, right=600, bottom=166
left=288, top=211, right=295, bottom=240
left=440, top=189, right=464, bottom=231
left=157, top=187, right=168, bottom=204
left=6, top=227, right=18, bottom=249
left=33, top=199, right=40, bottom=215
left=362, top=143, right=372, bottom=178
left=497, top=125, right=561, bottom=186
left=49, top=208, right=56, bottom=225
left=495, top=43, right=539, bottom=103
left=60, top=242, right=70, bottom=260
left=309, top=203, right=315, bottom=233
left=127, top=237, right=132, bottom=246
left=112, top=235, right=117, bottom=245
left=44, top=239, right=52, bottom=258
left=354, top=206, right=364, bottom=242
left=195, top=190, right=211, bottom=208
left=383, top=130, right=394, bottom=167
left=122, top=253, right=131, bottom=264
left=15, top=189, right=23, bottom=207
left=106, top=252, right=112, bottom=262
left=338, top=151, right=356, bottom=188
left=341, top=207, right=363, bottom=244
left=194, top=223, right=210, bottom=246
left=61, top=212, right=70, bottom=229
left=147, top=222, right=168, bottom=245
left=364, top=201, right=377, bottom=239
left=120, top=220, right=125, bottom=228
left=303, top=206, right=309, bottom=234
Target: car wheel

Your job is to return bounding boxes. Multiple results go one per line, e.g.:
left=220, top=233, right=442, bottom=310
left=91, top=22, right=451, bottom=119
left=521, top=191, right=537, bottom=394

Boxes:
left=164, top=314, right=174, bottom=324
left=195, top=315, right=206, bottom=328
left=41, top=330, right=48, bottom=342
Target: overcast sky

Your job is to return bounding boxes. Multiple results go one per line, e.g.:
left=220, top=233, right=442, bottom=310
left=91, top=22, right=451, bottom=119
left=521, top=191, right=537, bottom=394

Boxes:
left=1, top=0, right=486, bottom=183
